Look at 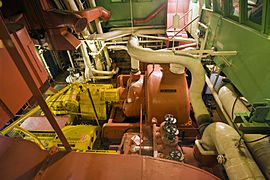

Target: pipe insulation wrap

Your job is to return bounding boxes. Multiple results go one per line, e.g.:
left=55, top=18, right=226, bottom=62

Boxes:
left=218, top=84, right=249, bottom=119
left=127, top=36, right=209, bottom=122
left=88, top=29, right=166, bottom=41
left=201, top=122, right=264, bottom=180
left=218, top=84, right=270, bottom=178
left=131, top=57, right=140, bottom=70
left=169, top=63, right=185, bottom=74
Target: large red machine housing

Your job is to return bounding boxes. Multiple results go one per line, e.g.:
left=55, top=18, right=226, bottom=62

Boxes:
left=145, top=64, right=190, bottom=126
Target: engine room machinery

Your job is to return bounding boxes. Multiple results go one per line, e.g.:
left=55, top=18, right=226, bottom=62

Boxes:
left=1, top=0, right=270, bottom=179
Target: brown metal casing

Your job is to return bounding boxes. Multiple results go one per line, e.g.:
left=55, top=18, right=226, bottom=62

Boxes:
left=0, top=135, right=219, bottom=180
left=102, top=107, right=140, bottom=140
left=117, top=74, right=145, bottom=118
left=145, top=64, right=190, bottom=126
left=0, top=24, right=48, bottom=127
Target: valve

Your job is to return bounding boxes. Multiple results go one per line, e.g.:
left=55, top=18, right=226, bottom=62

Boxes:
left=163, top=114, right=179, bottom=142
left=168, top=150, right=184, bottom=162
left=164, top=114, right=177, bottom=125
left=163, top=124, right=179, bottom=142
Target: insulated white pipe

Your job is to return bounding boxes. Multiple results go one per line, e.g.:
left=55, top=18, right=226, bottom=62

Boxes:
left=137, top=34, right=196, bottom=43
left=218, top=84, right=270, bottom=178
left=80, top=43, right=117, bottom=77
left=127, top=36, right=209, bottom=120
left=169, top=63, right=185, bottom=74
left=88, top=29, right=166, bottom=41
left=90, top=65, right=119, bottom=75
left=201, top=122, right=264, bottom=180
left=107, top=45, right=127, bottom=51
left=110, top=25, right=165, bottom=31
left=131, top=57, right=139, bottom=71
left=88, top=0, right=111, bottom=70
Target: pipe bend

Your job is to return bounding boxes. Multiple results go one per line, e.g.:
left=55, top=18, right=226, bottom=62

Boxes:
left=91, top=65, right=119, bottom=75
left=76, top=7, right=111, bottom=23
left=201, top=122, right=264, bottom=180
left=127, top=36, right=209, bottom=122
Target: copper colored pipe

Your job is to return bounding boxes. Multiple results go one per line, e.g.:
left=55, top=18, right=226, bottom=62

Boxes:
left=76, top=7, right=111, bottom=23
left=45, top=9, right=87, bottom=32
left=134, top=3, right=167, bottom=24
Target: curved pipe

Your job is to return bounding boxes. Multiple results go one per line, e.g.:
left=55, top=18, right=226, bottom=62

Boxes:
left=127, top=36, right=209, bottom=122
left=81, top=43, right=115, bottom=79
left=218, top=84, right=270, bottom=178
left=90, top=65, right=119, bottom=75
left=134, top=2, right=167, bottom=24
left=200, top=122, right=264, bottom=180
left=76, top=7, right=111, bottom=23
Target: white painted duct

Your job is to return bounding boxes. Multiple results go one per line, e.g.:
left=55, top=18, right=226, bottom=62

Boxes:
left=218, top=84, right=249, bottom=119
left=88, top=29, right=166, bottom=41
left=218, top=84, right=270, bottom=178
left=201, top=122, right=264, bottom=180
left=131, top=57, right=140, bottom=71
left=127, top=36, right=209, bottom=121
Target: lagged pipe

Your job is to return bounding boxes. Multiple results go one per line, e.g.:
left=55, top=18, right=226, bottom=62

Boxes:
left=200, top=122, right=264, bottom=180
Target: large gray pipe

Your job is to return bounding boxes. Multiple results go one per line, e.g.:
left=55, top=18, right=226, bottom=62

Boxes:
left=127, top=36, right=211, bottom=129
left=219, top=84, right=270, bottom=178
left=201, top=122, right=264, bottom=180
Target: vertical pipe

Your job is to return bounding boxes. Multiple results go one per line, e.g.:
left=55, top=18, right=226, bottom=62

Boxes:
left=39, top=49, right=53, bottom=79
left=0, top=17, right=71, bottom=151
left=139, top=104, right=143, bottom=155
left=88, top=0, right=112, bottom=70
left=67, top=50, right=75, bottom=69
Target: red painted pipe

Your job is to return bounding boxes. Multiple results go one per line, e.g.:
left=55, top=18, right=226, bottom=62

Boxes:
left=134, top=2, right=167, bottom=24
left=45, top=9, right=87, bottom=32
left=76, top=7, right=111, bottom=23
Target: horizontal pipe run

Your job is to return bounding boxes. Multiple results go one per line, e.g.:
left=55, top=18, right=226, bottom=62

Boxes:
left=110, top=25, right=165, bottom=31
left=87, top=29, right=166, bottom=41
left=137, top=34, right=196, bottom=43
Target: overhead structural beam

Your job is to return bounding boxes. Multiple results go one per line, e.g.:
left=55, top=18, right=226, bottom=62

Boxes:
left=0, top=17, right=71, bottom=151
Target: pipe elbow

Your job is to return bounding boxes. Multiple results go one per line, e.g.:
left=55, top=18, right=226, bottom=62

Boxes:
left=200, top=122, right=264, bottom=180
left=98, top=7, right=111, bottom=22
left=76, top=7, right=111, bottom=23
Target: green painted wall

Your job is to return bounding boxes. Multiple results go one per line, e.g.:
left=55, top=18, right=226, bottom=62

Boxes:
left=96, top=0, right=167, bottom=27
left=201, top=9, right=270, bottom=104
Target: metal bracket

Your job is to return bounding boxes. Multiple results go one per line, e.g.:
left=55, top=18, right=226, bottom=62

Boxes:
left=233, top=112, right=270, bottom=134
